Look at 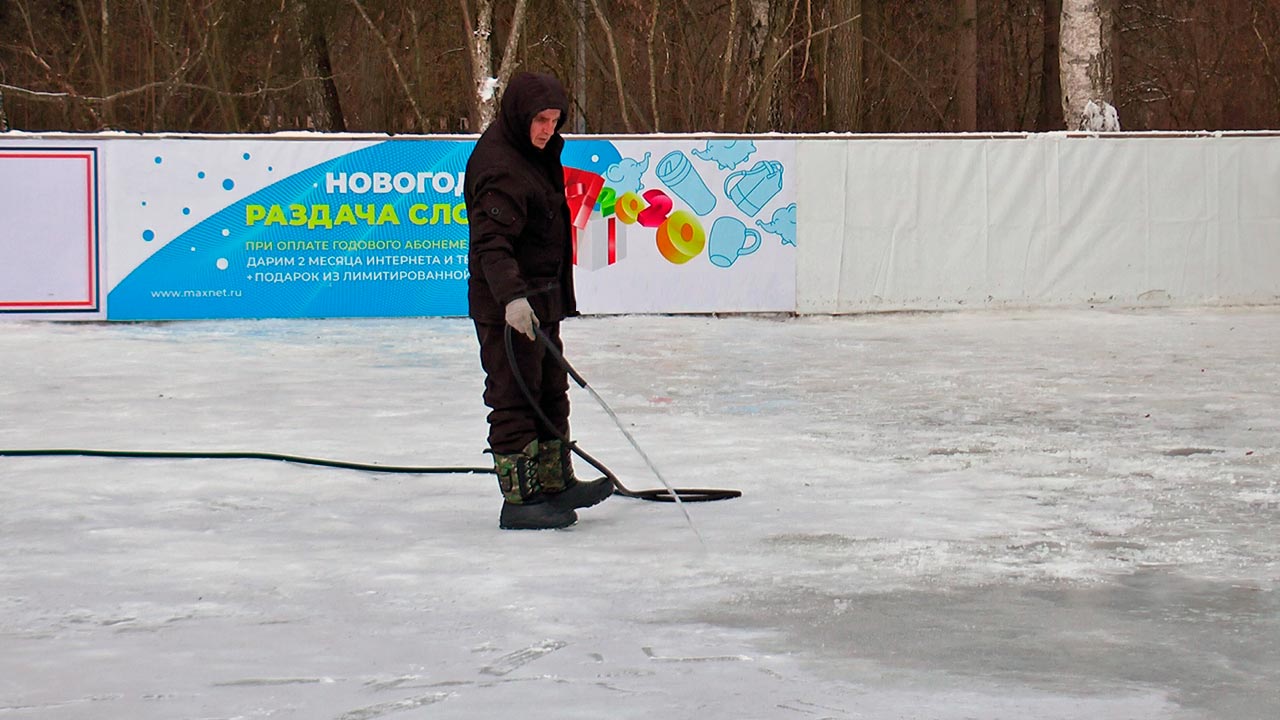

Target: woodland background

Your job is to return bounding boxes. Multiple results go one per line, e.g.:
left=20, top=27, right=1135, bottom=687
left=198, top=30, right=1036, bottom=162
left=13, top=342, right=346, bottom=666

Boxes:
left=1, top=0, right=1278, bottom=135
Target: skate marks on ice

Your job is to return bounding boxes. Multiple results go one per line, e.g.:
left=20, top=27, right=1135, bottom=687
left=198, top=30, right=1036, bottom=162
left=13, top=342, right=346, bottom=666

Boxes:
left=774, top=699, right=853, bottom=718
left=328, top=640, right=570, bottom=719
left=0, top=695, right=124, bottom=716
left=213, top=677, right=338, bottom=687
left=641, top=646, right=752, bottom=663
left=335, top=640, right=831, bottom=720
left=479, top=638, right=568, bottom=676
left=334, top=692, right=451, bottom=720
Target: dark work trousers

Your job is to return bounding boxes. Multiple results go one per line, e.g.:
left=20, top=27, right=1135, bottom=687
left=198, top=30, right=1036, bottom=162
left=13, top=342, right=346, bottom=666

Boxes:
left=473, top=320, right=571, bottom=454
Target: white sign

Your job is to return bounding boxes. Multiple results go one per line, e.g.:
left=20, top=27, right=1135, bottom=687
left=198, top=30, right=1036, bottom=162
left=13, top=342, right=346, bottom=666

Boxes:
left=0, top=145, right=102, bottom=316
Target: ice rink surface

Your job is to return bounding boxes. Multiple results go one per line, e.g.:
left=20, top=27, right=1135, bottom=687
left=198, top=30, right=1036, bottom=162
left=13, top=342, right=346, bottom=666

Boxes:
left=1, top=307, right=1277, bottom=719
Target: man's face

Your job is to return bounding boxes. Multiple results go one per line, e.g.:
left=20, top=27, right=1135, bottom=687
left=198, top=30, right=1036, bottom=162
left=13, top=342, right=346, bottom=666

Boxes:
left=530, top=109, right=561, bottom=150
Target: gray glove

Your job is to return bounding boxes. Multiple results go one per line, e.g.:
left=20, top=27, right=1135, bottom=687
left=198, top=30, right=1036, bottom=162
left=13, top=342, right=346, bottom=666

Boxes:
left=504, top=297, right=539, bottom=341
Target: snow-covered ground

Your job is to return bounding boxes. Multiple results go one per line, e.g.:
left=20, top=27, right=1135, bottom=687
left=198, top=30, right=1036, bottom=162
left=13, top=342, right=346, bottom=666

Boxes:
left=2, top=308, right=1277, bottom=719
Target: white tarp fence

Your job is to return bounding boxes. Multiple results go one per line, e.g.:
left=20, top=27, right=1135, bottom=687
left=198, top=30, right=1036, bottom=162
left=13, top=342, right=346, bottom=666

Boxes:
left=797, top=133, right=1280, bottom=312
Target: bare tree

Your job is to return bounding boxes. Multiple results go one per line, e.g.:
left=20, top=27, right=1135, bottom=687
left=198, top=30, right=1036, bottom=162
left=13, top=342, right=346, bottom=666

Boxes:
left=716, top=0, right=741, bottom=131
left=1061, top=0, right=1118, bottom=129
left=586, top=0, right=634, bottom=132
left=1036, top=0, right=1065, bottom=130
left=645, top=0, right=661, bottom=131
left=820, top=0, right=862, bottom=132
left=573, top=0, right=587, bottom=132
left=744, top=0, right=793, bottom=131
left=955, top=0, right=978, bottom=130
left=858, top=1, right=954, bottom=131
left=742, top=0, right=871, bottom=132
left=348, top=0, right=424, bottom=132
left=294, top=0, right=345, bottom=131
left=459, top=0, right=529, bottom=131
left=1251, top=0, right=1280, bottom=121
left=2, top=0, right=1279, bottom=134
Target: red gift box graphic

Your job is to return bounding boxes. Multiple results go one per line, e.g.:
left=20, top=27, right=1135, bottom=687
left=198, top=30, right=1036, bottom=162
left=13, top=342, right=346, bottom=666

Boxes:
left=564, top=166, right=625, bottom=269
left=571, top=215, right=628, bottom=270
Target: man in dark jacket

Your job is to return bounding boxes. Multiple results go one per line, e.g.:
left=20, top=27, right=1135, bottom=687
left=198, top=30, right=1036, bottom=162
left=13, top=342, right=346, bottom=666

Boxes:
left=465, top=71, right=613, bottom=530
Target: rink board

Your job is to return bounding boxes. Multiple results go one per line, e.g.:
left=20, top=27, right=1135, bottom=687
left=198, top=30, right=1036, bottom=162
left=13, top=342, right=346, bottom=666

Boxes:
left=0, top=134, right=796, bottom=320
left=1, top=131, right=1277, bottom=320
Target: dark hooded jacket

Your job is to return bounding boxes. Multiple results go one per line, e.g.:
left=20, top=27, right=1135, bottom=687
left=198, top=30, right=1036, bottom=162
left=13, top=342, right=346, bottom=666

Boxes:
left=464, top=72, right=576, bottom=324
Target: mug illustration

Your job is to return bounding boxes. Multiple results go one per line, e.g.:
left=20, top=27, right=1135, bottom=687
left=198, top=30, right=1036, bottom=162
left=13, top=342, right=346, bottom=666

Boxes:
left=724, top=160, right=783, bottom=217
left=708, top=216, right=761, bottom=268
left=655, top=150, right=717, bottom=216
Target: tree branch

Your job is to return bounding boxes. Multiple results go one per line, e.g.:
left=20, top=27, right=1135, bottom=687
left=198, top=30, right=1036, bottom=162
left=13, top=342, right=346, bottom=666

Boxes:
left=647, top=0, right=662, bottom=132
left=494, top=0, right=530, bottom=94
left=717, top=0, right=739, bottom=131
left=740, top=12, right=867, bottom=132
left=458, top=0, right=480, bottom=83
left=1252, top=1, right=1280, bottom=109
left=587, top=0, right=634, bottom=132
left=0, top=77, right=317, bottom=104
left=348, top=0, right=425, bottom=131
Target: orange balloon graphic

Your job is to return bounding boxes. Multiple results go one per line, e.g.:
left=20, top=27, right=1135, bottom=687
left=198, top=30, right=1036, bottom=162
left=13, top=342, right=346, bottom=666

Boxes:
left=656, top=210, right=705, bottom=264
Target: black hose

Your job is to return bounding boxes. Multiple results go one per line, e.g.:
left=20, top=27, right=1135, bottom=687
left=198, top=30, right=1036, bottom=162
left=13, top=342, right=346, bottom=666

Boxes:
left=504, top=323, right=740, bottom=503
left=0, top=448, right=492, bottom=475
left=0, top=324, right=741, bottom=503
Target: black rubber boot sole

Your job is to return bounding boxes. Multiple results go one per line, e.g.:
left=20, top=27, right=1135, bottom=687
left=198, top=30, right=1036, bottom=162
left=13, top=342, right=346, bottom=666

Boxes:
left=499, top=501, right=578, bottom=530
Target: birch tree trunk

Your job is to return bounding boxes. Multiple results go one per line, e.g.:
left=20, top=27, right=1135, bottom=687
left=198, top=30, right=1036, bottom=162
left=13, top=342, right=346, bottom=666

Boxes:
left=1060, top=0, right=1119, bottom=129
left=459, top=0, right=529, bottom=132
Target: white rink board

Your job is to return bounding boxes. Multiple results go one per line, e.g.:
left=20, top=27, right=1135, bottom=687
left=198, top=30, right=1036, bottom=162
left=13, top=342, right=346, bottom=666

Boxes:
left=796, top=133, right=1280, bottom=313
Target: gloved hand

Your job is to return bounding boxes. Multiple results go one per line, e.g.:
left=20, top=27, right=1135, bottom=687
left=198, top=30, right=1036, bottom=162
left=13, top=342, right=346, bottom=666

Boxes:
left=504, top=297, right=539, bottom=341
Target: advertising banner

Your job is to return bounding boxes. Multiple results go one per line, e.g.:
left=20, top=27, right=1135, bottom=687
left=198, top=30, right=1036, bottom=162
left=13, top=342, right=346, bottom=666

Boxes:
left=104, top=136, right=797, bottom=319
left=566, top=138, right=796, bottom=314
left=106, top=138, right=472, bottom=320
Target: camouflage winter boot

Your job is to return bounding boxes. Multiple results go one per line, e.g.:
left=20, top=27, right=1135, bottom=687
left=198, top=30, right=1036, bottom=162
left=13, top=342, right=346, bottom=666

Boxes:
left=493, top=439, right=577, bottom=530
left=539, top=438, right=614, bottom=511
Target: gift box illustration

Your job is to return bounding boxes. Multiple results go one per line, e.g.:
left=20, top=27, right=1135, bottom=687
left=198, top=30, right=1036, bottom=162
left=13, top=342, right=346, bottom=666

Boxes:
left=564, top=166, right=604, bottom=227
left=572, top=214, right=629, bottom=270
left=564, top=166, right=629, bottom=270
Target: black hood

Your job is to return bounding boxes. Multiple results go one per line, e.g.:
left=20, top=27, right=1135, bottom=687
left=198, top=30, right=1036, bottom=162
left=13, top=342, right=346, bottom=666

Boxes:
left=497, top=72, right=570, bottom=158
